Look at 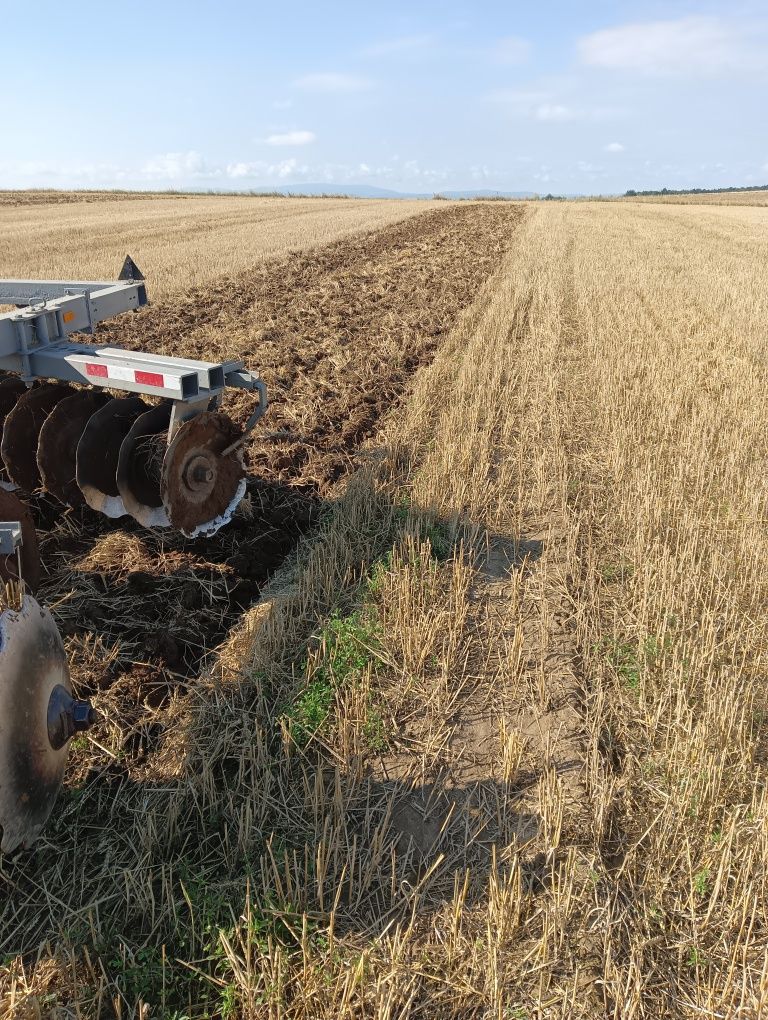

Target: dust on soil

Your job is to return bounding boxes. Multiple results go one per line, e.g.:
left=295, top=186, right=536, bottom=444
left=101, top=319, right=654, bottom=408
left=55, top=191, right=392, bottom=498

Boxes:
left=32, top=203, right=524, bottom=772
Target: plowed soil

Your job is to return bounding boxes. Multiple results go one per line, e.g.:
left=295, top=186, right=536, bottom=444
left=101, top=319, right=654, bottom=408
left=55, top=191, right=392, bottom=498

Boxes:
left=32, top=203, right=523, bottom=758
left=99, top=203, right=523, bottom=491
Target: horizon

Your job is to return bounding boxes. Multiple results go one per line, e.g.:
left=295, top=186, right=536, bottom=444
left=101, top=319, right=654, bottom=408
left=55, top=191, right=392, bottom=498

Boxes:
left=3, top=181, right=766, bottom=199
left=4, top=1, right=767, bottom=195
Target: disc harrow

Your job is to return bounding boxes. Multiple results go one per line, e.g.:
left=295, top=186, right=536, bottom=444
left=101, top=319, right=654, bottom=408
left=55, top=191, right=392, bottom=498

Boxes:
left=0, top=259, right=272, bottom=853
left=0, top=507, right=97, bottom=853
left=0, top=258, right=267, bottom=537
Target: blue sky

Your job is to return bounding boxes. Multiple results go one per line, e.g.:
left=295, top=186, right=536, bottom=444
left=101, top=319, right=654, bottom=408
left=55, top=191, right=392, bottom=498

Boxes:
left=4, top=1, right=767, bottom=194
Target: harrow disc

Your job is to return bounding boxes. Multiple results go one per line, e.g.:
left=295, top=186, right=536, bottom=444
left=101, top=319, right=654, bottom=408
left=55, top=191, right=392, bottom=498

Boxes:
left=38, top=391, right=111, bottom=507
left=116, top=403, right=172, bottom=528
left=76, top=396, right=148, bottom=518
left=1, top=384, right=73, bottom=492
left=0, top=593, right=70, bottom=853
left=0, top=377, right=27, bottom=489
left=0, top=490, right=40, bottom=592
left=161, top=412, right=246, bottom=538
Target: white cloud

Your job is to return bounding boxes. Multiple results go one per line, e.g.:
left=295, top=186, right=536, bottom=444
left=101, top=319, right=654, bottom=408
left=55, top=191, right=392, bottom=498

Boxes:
left=225, top=162, right=251, bottom=180
left=492, top=35, right=531, bottom=65
left=535, top=103, right=577, bottom=122
left=0, top=152, right=481, bottom=192
left=405, top=160, right=449, bottom=183
left=604, top=142, right=625, bottom=153
left=579, top=16, right=768, bottom=75
left=293, top=72, right=371, bottom=93
left=489, top=89, right=620, bottom=123
left=0, top=159, right=128, bottom=186
left=140, top=151, right=220, bottom=181
left=471, top=164, right=492, bottom=181
left=226, top=158, right=302, bottom=180
left=265, top=130, right=316, bottom=146
left=362, top=34, right=433, bottom=57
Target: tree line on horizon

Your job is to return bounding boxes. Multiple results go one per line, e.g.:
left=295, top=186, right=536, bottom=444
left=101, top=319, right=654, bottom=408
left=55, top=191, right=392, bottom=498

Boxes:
left=625, top=183, right=768, bottom=197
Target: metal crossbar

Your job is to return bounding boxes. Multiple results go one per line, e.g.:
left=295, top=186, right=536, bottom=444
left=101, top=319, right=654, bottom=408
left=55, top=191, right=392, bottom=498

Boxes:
left=0, top=267, right=267, bottom=425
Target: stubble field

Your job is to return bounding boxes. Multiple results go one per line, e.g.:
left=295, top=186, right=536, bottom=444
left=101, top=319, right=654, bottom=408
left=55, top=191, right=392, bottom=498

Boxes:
left=1, top=193, right=766, bottom=1020
left=0, top=192, right=432, bottom=298
left=624, top=188, right=768, bottom=206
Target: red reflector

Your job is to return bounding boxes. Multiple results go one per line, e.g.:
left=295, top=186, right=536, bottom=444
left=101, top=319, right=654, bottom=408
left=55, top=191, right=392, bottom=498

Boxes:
left=85, top=362, right=108, bottom=378
left=134, top=370, right=164, bottom=388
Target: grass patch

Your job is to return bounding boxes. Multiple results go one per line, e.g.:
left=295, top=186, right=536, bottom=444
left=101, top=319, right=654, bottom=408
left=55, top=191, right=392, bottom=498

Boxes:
left=600, top=633, right=673, bottom=692
left=284, top=516, right=453, bottom=750
left=286, top=608, right=384, bottom=747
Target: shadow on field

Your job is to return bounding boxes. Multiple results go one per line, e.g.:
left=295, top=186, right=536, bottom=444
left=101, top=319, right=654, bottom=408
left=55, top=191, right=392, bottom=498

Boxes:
left=1, top=485, right=552, bottom=1018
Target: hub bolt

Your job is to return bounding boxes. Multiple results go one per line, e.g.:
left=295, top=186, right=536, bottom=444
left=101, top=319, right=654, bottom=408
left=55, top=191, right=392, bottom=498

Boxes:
left=47, top=685, right=99, bottom=750
left=183, top=455, right=215, bottom=492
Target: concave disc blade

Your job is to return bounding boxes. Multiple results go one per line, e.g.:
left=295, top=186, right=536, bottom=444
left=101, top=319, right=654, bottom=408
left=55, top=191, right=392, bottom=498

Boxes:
left=0, top=377, right=28, bottom=488
left=116, top=403, right=172, bottom=528
left=0, top=490, right=40, bottom=592
left=38, top=391, right=111, bottom=507
left=1, top=384, right=73, bottom=493
left=161, top=412, right=245, bottom=538
left=76, top=397, right=148, bottom=518
left=0, top=593, right=70, bottom=853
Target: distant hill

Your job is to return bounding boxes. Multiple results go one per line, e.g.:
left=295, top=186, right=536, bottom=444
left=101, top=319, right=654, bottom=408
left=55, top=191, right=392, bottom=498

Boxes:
left=248, top=183, right=537, bottom=200
left=436, top=189, right=537, bottom=200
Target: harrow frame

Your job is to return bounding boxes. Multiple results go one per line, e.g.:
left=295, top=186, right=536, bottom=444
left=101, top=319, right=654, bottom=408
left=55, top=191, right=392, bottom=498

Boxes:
left=0, top=257, right=268, bottom=535
left=0, top=257, right=267, bottom=441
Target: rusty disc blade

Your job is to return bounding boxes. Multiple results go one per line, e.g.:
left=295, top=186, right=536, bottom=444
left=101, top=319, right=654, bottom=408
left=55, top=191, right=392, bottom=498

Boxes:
left=161, top=412, right=245, bottom=538
left=0, top=378, right=28, bottom=488
left=76, top=397, right=148, bottom=518
left=37, top=391, right=111, bottom=507
left=116, top=403, right=172, bottom=528
left=0, top=593, right=70, bottom=853
left=0, top=490, right=40, bottom=592
left=1, top=384, right=73, bottom=493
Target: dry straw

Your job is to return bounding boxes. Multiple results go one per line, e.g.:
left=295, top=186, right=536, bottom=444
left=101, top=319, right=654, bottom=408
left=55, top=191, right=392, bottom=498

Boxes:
left=2, top=196, right=767, bottom=1018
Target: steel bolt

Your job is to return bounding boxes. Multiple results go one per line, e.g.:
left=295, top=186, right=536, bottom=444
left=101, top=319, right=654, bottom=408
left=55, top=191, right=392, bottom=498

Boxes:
left=183, top=454, right=215, bottom=491
left=72, top=701, right=98, bottom=731
left=192, top=465, right=213, bottom=484
left=48, top=685, right=98, bottom=749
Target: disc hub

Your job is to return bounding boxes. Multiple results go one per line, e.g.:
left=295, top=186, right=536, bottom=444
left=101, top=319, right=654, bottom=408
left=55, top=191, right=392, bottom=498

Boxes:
left=0, top=594, right=75, bottom=852
left=47, top=684, right=98, bottom=751
left=161, top=412, right=246, bottom=537
left=183, top=454, right=216, bottom=493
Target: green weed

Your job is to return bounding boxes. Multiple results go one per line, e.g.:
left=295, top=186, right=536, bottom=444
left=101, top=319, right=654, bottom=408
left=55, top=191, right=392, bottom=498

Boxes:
left=363, top=708, right=388, bottom=752
left=287, top=609, right=382, bottom=745
left=599, top=558, right=634, bottom=583
left=686, top=947, right=706, bottom=969
left=600, top=633, right=673, bottom=691
left=694, top=869, right=711, bottom=896
left=288, top=676, right=335, bottom=745
left=321, top=609, right=381, bottom=685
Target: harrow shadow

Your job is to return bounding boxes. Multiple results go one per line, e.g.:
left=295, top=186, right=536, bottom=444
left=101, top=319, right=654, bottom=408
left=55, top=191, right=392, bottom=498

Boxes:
left=0, top=484, right=555, bottom=963
left=31, top=477, right=318, bottom=677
